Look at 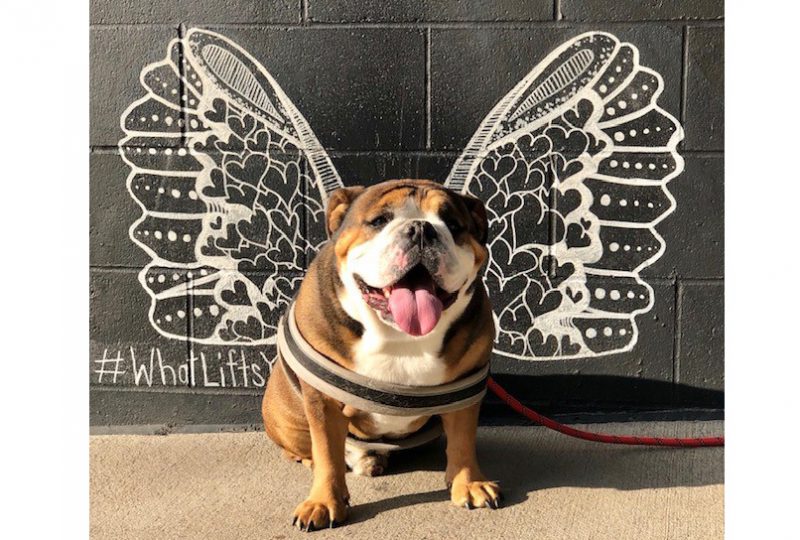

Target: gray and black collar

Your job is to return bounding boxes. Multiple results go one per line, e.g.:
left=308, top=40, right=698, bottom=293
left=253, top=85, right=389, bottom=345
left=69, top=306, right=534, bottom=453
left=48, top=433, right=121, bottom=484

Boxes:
left=276, top=303, right=489, bottom=417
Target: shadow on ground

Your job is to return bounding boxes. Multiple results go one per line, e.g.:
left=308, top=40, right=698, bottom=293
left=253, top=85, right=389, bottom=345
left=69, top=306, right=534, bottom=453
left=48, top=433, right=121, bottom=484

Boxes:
left=364, top=424, right=724, bottom=513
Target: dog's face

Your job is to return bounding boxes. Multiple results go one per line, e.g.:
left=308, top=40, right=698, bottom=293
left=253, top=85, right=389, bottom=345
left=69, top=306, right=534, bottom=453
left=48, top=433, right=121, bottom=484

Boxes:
left=325, top=180, right=488, bottom=337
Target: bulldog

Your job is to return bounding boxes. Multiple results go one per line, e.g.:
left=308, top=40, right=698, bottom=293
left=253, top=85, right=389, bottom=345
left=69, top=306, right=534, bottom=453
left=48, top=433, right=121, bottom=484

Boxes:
left=262, top=179, right=500, bottom=531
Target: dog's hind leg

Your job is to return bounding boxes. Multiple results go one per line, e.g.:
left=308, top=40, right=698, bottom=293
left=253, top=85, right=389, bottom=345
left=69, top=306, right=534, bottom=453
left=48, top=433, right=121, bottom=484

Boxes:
left=344, top=441, right=389, bottom=477
left=282, top=449, right=314, bottom=469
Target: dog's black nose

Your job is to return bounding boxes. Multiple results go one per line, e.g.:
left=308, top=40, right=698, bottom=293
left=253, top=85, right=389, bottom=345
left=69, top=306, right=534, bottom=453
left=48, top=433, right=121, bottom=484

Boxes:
left=405, top=220, right=438, bottom=245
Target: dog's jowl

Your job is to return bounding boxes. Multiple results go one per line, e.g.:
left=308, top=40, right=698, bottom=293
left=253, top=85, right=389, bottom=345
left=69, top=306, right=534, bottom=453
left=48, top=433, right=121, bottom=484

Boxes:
left=262, top=179, right=500, bottom=530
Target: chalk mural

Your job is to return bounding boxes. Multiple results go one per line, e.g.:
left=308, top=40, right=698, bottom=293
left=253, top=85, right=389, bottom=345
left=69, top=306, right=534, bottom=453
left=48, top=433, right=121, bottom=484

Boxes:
left=92, top=346, right=273, bottom=388
left=118, top=29, right=682, bottom=367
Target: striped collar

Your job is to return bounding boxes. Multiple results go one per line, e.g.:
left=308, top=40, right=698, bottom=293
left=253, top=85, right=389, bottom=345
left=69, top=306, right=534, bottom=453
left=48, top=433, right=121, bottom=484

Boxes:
left=276, top=302, right=489, bottom=417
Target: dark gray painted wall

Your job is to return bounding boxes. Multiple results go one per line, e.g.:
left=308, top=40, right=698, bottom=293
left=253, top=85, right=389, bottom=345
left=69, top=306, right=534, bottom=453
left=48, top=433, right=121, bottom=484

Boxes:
left=90, top=0, right=724, bottom=427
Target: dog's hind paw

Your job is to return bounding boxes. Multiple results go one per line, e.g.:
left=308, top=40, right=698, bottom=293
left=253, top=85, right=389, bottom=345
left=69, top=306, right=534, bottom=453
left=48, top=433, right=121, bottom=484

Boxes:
left=351, top=452, right=388, bottom=477
left=281, top=449, right=313, bottom=469
left=345, top=444, right=389, bottom=477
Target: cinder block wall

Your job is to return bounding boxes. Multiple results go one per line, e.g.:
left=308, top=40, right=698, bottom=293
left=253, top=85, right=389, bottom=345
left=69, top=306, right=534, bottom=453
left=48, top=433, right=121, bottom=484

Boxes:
left=90, top=1, right=724, bottom=429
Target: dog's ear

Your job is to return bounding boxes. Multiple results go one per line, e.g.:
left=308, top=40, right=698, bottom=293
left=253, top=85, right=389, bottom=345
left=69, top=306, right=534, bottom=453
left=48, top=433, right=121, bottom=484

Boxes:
left=459, top=193, right=489, bottom=244
left=326, top=186, right=366, bottom=237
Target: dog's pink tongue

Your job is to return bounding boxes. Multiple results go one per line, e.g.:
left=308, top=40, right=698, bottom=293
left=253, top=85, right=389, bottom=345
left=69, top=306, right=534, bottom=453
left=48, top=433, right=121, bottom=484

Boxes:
left=388, top=284, right=443, bottom=336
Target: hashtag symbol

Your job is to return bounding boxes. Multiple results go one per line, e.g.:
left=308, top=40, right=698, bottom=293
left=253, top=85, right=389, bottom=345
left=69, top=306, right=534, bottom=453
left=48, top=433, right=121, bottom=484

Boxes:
left=94, top=349, right=126, bottom=384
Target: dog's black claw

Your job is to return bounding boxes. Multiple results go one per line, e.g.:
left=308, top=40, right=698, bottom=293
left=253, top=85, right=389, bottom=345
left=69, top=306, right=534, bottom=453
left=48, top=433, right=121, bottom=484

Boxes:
left=464, top=501, right=473, bottom=510
left=292, top=517, right=297, bottom=526
left=307, top=523, right=315, bottom=532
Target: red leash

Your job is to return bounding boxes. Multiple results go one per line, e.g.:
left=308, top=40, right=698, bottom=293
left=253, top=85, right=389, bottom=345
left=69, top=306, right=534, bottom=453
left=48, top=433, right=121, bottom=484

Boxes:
left=487, top=377, right=724, bottom=447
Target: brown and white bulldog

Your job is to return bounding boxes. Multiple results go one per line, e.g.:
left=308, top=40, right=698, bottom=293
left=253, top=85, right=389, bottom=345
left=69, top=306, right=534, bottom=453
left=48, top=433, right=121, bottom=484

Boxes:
left=262, top=179, right=500, bottom=531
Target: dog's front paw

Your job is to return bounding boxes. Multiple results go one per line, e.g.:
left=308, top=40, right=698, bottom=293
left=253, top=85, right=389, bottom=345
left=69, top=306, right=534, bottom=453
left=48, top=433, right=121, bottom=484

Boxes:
left=450, top=479, right=502, bottom=510
left=292, top=492, right=349, bottom=532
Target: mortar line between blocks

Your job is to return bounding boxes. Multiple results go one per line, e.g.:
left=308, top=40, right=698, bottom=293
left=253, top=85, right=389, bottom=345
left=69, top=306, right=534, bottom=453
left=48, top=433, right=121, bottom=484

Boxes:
left=187, top=275, right=195, bottom=388
left=548, top=173, right=558, bottom=277
left=92, top=146, right=724, bottom=158
left=90, top=384, right=264, bottom=397
left=673, top=278, right=683, bottom=385
left=680, top=24, right=689, bottom=129
left=425, top=27, right=432, bottom=150
left=177, top=23, right=189, bottom=148
left=91, top=20, right=724, bottom=29
left=118, top=20, right=723, bottom=30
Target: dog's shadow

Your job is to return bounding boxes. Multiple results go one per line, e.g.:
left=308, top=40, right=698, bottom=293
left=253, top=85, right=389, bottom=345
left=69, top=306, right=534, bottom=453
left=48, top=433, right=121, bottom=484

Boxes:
left=347, top=425, right=724, bottom=520
left=347, top=487, right=451, bottom=524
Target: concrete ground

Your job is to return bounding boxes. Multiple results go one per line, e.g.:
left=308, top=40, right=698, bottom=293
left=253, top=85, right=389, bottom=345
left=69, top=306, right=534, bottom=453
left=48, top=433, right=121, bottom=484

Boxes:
left=90, top=421, right=723, bottom=539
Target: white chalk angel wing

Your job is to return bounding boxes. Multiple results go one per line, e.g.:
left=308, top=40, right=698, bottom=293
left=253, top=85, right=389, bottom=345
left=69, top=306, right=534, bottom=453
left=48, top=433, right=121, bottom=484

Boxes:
left=119, top=28, right=341, bottom=345
left=446, top=32, right=683, bottom=359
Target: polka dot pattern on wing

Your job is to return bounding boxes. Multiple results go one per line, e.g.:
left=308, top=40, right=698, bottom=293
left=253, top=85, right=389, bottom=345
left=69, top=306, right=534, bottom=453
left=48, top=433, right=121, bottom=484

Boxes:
left=595, top=288, right=606, bottom=299
left=592, top=44, right=635, bottom=98
left=603, top=71, right=660, bottom=121
left=598, top=153, right=677, bottom=179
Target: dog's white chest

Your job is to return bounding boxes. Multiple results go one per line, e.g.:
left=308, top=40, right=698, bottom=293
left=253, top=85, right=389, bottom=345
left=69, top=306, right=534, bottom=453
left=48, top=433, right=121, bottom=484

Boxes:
left=351, top=330, right=449, bottom=437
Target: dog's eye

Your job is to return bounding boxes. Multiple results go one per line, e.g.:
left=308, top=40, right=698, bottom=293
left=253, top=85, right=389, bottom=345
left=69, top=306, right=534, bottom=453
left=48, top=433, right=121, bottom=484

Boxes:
left=445, top=219, right=464, bottom=236
left=367, top=214, right=391, bottom=229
